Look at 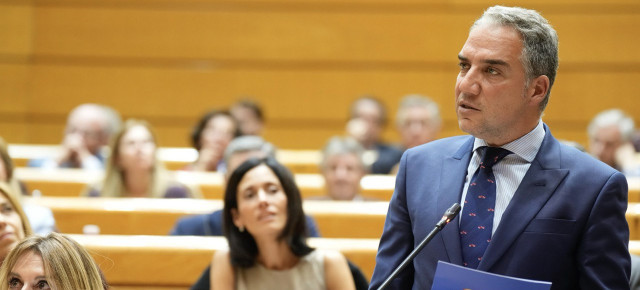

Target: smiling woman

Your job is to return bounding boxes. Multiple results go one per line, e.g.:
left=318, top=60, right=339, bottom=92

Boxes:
left=0, top=232, right=107, bottom=290
left=210, top=157, right=355, bottom=290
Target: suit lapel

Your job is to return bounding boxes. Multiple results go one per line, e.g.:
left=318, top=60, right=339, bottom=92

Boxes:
left=438, top=137, right=474, bottom=265
left=478, top=127, right=569, bottom=271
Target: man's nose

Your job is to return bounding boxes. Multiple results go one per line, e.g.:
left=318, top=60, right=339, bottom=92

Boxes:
left=457, top=70, right=481, bottom=96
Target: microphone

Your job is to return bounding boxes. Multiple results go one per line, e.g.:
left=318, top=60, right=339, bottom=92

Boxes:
left=377, top=203, right=461, bottom=290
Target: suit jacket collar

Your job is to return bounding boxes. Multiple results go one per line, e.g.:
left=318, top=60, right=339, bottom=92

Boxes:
left=478, top=124, right=569, bottom=271
left=438, top=136, right=475, bottom=265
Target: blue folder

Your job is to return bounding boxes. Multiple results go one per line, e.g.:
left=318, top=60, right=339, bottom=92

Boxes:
left=431, top=261, right=552, bottom=290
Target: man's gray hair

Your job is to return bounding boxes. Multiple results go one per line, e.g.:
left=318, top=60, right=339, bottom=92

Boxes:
left=473, top=5, right=559, bottom=112
left=223, top=135, right=276, bottom=164
left=588, top=109, right=635, bottom=142
left=67, top=103, right=122, bottom=137
left=320, top=136, right=367, bottom=170
left=395, top=94, right=441, bottom=127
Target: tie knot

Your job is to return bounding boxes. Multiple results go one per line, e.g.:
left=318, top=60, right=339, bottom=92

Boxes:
left=480, top=147, right=512, bottom=168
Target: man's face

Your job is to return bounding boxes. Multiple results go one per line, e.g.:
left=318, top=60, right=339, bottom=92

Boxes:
left=398, top=106, right=440, bottom=149
left=589, top=125, right=623, bottom=168
left=322, top=153, right=365, bottom=201
left=225, top=150, right=267, bottom=181
left=66, top=108, right=108, bottom=154
left=351, top=101, right=383, bottom=148
left=200, top=116, right=236, bottom=153
left=231, top=106, right=263, bottom=136
left=455, top=23, right=540, bottom=146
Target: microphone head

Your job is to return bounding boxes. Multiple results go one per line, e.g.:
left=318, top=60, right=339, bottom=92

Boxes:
left=445, top=203, right=461, bottom=220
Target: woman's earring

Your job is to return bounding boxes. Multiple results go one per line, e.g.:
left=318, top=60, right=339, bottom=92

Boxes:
left=239, top=225, right=245, bottom=232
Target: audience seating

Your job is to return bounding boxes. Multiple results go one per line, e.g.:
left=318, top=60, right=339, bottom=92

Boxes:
left=31, top=194, right=640, bottom=240
left=70, top=234, right=378, bottom=289
left=8, top=144, right=322, bottom=174
left=26, top=197, right=388, bottom=239
left=15, top=167, right=396, bottom=200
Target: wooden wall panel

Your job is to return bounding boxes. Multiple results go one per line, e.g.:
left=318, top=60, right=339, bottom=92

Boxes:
left=0, top=4, right=32, bottom=57
left=31, top=7, right=640, bottom=64
left=20, top=62, right=638, bottom=147
left=0, top=0, right=637, bottom=149
left=32, top=7, right=469, bottom=61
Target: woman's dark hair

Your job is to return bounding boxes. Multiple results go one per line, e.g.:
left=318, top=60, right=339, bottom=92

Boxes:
left=190, top=110, right=241, bottom=151
left=223, top=157, right=313, bottom=267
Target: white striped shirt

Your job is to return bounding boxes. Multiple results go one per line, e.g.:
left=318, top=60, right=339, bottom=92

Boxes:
left=459, top=120, right=546, bottom=235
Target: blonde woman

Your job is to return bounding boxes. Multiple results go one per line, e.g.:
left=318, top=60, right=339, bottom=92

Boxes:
left=0, top=137, right=57, bottom=235
left=85, top=119, right=193, bottom=198
left=0, top=182, right=32, bottom=264
left=0, top=232, right=107, bottom=289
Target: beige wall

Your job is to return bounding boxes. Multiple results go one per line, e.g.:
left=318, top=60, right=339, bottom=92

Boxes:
left=1, top=0, right=639, bottom=149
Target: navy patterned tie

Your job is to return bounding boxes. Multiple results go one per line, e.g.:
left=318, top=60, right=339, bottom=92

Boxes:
left=459, top=146, right=512, bottom=268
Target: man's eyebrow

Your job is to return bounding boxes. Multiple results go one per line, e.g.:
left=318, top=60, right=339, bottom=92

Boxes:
left=457, top=55, right=509, bottom=67
left=485, top=59, right=509, bottom=67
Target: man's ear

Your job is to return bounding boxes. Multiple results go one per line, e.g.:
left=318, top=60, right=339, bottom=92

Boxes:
left=528, top=75, right=550, bottom=105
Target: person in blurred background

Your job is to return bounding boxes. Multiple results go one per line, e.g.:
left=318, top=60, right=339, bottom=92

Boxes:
left=231, top=99, right=265, bottom=136
left=187, top=110, right=240, bottom=173
left=587, top=108, right=640, bottom=176
left=210, top=157, right=355, bottom=290
left=85, top=119, right=193, bottom=198
left=0, top=137, right=56, bottom=235
left=29, top=103, right=121, bottom=170
left=346, top=96, right=402, bottom=174
left=0, top=182, right=32, bottom=264
left=308, top=136, right=373, bottom=201
left=395, top=94, right=442, bottom=150
left=0, top=232, right=107, bottom=290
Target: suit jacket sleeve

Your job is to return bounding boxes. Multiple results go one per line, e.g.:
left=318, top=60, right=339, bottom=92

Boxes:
left=369, top=153, right=415, bottom=289
left=578, top=171, right=630, bottom=288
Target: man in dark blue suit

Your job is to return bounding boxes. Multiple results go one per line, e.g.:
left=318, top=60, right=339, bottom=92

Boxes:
left=370, top=6, right=630, bottom=290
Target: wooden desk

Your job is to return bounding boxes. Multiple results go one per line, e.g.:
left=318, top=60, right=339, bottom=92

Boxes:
left=627, top=203, right=640, bottom=240
left=70, top=234, right=378, bottom=289
left=15, top=167, right=396, bottom=201
left=33, top=193, right=640, bottom=240
left=629, top=177, right=640, bottom=203
left=26, top=197, right=388, bottom=239
left=9, top=144, right=322, bottom=174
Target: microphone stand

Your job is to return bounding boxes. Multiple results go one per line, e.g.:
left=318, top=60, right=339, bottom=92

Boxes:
left=377, top=203, right=461, bottom=290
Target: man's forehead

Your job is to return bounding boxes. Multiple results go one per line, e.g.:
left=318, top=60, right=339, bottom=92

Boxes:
left=459, top=24, right=523, bottom=64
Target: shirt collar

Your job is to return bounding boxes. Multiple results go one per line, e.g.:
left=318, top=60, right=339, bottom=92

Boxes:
left=472, top=120, right=545, bottom=162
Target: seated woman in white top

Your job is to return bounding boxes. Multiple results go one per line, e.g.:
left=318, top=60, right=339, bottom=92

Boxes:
left=210, top=157, right=355, bottom=290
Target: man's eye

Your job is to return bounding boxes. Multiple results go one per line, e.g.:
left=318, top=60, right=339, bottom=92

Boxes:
left=486, top=67, right=499, bottom=74
left=458, top=63, right=470, bottom=70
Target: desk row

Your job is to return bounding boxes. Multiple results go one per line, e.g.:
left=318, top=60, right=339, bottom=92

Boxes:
left=63, top=234, right=640, bottom=289
left=26, top=197, right=640, bottom=240
left=14, top=167, right=640, bottom=202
